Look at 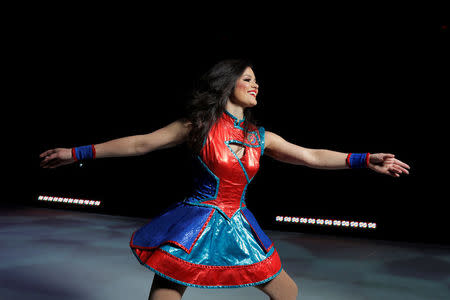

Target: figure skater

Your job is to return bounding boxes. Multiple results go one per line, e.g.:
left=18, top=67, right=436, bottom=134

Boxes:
left=40, top=59, right=410, bottom=300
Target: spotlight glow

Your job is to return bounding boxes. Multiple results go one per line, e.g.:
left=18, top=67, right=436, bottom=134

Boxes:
left=37, top=195, right=101, bottom=207
left=275, top=215, right=376, bottom=230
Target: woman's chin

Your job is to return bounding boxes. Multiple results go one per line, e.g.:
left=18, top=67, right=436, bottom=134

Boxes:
left=246, top=99, right=257, bottom=107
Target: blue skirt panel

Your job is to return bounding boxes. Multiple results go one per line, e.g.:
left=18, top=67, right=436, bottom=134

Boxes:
left=132, top=202, right=214, bottom=253
left=131, top=201, right=274, bottom=266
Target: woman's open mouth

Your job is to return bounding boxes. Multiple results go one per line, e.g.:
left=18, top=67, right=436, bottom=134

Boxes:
left=248, top=90, right=258, bottom=97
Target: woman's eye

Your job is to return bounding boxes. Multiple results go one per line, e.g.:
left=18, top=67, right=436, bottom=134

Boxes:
left=244, top=78, right=251, bottom=82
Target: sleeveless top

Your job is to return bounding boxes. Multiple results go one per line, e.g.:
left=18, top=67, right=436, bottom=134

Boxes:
left=129, top=110, right=282, bottom=288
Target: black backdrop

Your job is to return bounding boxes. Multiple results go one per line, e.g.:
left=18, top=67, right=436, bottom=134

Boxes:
left=30, top=7, right=448, bottom=244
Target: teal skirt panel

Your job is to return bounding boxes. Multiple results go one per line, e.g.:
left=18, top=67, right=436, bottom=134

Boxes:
left=159, top=208, right=273, bottom=266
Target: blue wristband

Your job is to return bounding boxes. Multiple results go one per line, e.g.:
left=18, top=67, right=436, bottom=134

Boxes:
left=72, top=145, right=96, bottom=161
left=346, top=153, right=370, bottom=169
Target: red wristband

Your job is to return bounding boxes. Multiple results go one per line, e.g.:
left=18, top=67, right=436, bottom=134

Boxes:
left=346, top=153, right=352, bottom=168
left=92, top=144, right=96, bottom=159
left=72, top=148, right=78, bottom=161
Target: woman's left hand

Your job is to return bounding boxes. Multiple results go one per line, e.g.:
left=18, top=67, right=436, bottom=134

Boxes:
left=368, top=153, right=410, bottom=177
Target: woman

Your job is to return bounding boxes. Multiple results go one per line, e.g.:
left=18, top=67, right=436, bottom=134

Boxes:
left=40, top=59, right=410, bottom=300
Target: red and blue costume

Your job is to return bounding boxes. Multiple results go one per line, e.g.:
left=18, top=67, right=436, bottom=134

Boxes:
left=129, top=110, right=282, bottom=288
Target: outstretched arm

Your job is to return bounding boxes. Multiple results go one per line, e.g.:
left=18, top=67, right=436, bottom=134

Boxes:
left=40, top=119, right=191, bottom=168
left=264, top=131, right=410, bottom=177
left=95, top=119, right=191, bottom=158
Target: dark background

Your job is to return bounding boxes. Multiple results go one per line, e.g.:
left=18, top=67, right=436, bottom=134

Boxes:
left=29, top=6, right=448, bottom=244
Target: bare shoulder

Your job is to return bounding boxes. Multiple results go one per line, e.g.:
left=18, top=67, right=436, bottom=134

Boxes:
left=164, top=118, right=192, bottom=135
left=264, top=131, right=286, bottom=151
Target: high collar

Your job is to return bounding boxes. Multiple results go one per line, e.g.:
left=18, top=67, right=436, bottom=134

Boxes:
left=223, top=110, right=245, bottom=128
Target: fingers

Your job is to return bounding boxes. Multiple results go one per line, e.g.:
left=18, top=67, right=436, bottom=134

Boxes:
left=389, top=164, right=407, bottom=176
left=40, top=151, right=66, bottom=168
left=387, top=159, right=411, bottom=176
left=40, top=153, right=59, bottom=168
left=41, top=156, right=68, bottom=169
left=46, top=159, right=64, bottom=169
left=386, top=161, right=411, bottom=177
left=40, top=148, right=74, bottom=169
left=371, top=153, right=411, bottom=178
left=382, top=153, right=395, bottom=159
left=371, top=159, right=409, bottom=178
left=388, top=169, right=400, bottom=178
left=39, top=149, right=57, bottom=158
left=396, top=166, right=410, bottom=175
left=394, top=158, right=411, bottom=170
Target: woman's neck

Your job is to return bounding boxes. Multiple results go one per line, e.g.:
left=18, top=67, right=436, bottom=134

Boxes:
left=225, top=101, right=245, bottom=120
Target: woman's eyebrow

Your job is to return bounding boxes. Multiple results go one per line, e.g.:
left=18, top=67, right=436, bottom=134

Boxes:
left=242, top=74, right=256, bottom=80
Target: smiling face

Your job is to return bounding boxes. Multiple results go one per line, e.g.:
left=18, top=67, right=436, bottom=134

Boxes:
left=229, top=67, right=259, bottom=108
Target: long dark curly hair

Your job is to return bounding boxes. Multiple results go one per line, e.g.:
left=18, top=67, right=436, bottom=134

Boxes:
left=185, top=59, right=257, bottom=154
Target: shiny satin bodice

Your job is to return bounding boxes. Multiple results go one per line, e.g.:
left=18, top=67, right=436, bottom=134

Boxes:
left=185, top=111, right=265, bottom=219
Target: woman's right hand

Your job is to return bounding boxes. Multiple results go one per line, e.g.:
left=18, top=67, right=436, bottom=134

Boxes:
left=40, top=148, right=75, bottom=168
